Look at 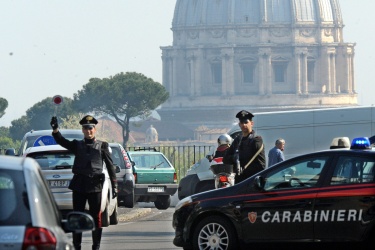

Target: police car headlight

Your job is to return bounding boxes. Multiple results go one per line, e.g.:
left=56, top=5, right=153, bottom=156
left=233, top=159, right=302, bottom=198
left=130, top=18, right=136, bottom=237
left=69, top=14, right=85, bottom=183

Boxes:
left=175, top=196, right=192, bottom=211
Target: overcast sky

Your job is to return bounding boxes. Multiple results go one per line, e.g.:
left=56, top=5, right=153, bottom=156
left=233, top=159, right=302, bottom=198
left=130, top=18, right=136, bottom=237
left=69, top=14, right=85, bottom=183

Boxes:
left=1, top=0, right=374, bottom=127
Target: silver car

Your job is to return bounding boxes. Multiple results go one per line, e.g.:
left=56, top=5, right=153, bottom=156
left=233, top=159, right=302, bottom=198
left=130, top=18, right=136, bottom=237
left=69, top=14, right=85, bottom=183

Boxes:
left=24, top=144, right=119, bottom=227
left=109, top=142, right=135, bottom=208
left=0, top=155, right=95, bottom=250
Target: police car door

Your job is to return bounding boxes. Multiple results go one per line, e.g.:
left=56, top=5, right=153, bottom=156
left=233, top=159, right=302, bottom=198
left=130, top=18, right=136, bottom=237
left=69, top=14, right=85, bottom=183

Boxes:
left=314, top=154, right=375, bottom=241
left=241, top=156, right=328, bottom=242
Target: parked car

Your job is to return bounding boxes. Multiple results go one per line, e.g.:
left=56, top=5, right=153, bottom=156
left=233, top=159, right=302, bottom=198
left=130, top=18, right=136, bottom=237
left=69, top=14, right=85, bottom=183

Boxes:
left=24, top=142, right=120, bottom=226
left=127, top=149, right=178, bottom=210
left=0, top=155, right=95, bottom=250
left=109, top=142, right=135, bottom=208
left=173, top=137, right=375, bottom=249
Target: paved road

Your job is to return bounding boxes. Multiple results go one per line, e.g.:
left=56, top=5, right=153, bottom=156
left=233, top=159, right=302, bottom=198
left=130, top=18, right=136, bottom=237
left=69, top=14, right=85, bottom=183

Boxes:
left=67, top=206, right=178, bottom=250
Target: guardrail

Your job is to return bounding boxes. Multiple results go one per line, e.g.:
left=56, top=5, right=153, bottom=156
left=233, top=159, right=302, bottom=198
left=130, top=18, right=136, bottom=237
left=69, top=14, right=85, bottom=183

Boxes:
left=126, top=145, right=214, bottom=181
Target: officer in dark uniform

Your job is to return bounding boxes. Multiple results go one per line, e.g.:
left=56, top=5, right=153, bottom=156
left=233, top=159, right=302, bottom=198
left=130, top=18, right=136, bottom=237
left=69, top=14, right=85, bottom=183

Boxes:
left=223, top=110, right=266, bottom=183
left=50, top=115, right=117, bottom=250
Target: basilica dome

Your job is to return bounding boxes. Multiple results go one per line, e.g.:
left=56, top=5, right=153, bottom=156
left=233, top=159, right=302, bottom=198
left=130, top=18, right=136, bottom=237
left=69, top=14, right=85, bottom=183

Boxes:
left=173, top=0, right=342, bottom=27
left=171, top=0, right=344, bottom=46
left=160, top=0, right=356, bottom=128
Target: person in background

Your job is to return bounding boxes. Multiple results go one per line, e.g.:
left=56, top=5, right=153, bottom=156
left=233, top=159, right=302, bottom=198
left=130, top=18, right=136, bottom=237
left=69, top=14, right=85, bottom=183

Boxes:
left=223, top=110, right=266, bottom=183
left=268, top=138, right=286, bottom=168
left=214, top=134, right=233, bottom=158
left=50, top=115, right=117, bottom=250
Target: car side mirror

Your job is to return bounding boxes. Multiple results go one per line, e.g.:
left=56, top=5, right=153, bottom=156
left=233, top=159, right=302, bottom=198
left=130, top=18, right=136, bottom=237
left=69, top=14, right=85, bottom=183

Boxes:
left=63, top=211, right=95, bottom=233
left=254, top=176, right=265, bottom=190
left=115, top=165, right=121, bottom=173
left=206, top=155, right=213, bottom=162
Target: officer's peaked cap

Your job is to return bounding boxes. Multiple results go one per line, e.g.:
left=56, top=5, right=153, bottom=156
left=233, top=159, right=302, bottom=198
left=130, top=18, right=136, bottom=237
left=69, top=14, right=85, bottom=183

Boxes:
left=79, top=115, right=98, bottom=126
left=236, top=110, right=254, bottom=121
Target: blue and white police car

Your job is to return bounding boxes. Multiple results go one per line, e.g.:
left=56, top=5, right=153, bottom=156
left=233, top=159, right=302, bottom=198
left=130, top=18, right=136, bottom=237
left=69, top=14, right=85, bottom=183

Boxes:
left=173, top=137, right=375, bottom=249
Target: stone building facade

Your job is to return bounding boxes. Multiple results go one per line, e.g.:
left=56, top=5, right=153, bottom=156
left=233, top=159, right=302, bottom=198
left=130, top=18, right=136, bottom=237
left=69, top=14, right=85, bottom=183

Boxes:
left=159, top=0, right=357, bottom=128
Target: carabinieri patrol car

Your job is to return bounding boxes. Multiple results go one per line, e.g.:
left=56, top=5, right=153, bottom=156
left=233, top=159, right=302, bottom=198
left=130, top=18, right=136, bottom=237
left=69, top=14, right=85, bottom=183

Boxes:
left=173, top=137, right=375, bottom=249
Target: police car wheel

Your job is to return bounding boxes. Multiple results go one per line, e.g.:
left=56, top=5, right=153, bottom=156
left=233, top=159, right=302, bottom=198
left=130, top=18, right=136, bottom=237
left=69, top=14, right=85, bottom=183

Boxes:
left=124, top=192, right=135, bottom=208
left=101, top=199, right=110, bottom=227
left=110, top=203, right=119, bottom=225
left=193, top=216, right=238, bottom=250
left=154, top=195, right=171, bottom=210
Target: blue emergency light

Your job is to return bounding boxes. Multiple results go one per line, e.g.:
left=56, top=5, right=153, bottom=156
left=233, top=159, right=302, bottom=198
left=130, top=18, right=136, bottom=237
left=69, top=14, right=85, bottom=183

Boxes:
left=350, top=137, right=371, bottom=149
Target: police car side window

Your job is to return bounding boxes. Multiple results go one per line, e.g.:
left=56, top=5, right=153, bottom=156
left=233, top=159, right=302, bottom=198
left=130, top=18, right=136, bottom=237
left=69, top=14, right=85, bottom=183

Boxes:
left=264, top=157, right=327, bottom=191
left=111, top=149, right=122, bottom=168
left=331, top=156, right=375, bottom=185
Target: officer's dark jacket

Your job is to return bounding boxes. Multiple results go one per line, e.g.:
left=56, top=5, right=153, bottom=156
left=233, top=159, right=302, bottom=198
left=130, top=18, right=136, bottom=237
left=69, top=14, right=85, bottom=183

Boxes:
left=223, top=130, right=266, bottom=182
left=52, top=131, right=117, bottom=193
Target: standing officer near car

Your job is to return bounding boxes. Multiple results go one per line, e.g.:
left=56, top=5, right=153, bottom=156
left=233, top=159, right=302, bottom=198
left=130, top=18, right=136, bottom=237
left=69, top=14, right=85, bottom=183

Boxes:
left=50, top=115, right=117, bottom=250
left=223, top=110, right=266, bottom=183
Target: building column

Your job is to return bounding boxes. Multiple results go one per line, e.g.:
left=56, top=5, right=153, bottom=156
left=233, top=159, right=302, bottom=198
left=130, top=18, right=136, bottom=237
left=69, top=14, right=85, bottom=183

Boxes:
left=346, top=46, right=355, bottom=93
left=350, top=53, right=355, bottom=93
left=195, top=49, right=204, bottom=96
left=162, top=53, right=171, bottom=95
left=187, top=54, right=196, bottom=97
left=266, top=53, right=272, bottom=94
left=330, top=52, right=337, bottom=93
left=221, top=48, right=235, bottom=95
left=301, top=51, right=308, bottom=94
left=294, top=50, right=301, bottom=94
left=258, top=48, right=271, bottom=95
left=171, top=51, right=178, bottom=97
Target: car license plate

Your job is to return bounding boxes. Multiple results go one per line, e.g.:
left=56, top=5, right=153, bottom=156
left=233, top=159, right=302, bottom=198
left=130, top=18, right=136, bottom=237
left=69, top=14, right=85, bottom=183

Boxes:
left=148, top=186, right=164, bottom=193
left=49, top=180, right=69, bottom=187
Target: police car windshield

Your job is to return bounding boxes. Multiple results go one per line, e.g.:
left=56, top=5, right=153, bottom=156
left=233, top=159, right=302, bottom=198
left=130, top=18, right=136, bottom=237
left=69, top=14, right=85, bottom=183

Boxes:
left=129, top=153, right=170, bottom=169
left=28, top=152, right=75, bottom=170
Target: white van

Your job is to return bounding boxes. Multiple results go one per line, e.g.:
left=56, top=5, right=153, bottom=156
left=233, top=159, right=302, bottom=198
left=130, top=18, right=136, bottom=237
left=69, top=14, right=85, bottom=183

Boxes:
left=178, top=106, right=375, bottom=199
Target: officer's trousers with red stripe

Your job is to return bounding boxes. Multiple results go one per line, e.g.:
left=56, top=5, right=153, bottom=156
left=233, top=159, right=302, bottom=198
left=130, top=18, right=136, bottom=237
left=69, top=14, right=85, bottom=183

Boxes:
left=72, top=191, right=102, bottom=250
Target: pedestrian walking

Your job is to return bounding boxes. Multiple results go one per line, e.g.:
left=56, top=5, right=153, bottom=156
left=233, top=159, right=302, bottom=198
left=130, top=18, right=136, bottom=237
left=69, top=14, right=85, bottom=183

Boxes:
left=268, top=138, right=286, bottom=168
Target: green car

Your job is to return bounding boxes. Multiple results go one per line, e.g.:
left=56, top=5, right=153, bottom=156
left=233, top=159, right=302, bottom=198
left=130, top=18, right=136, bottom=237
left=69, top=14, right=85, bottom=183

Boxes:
left=127, top=150, right=178, bottom=210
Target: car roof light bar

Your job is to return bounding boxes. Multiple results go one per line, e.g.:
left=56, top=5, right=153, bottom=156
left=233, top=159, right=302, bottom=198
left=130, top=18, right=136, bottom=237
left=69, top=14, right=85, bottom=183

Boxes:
left=350, top=137, right=371, bottom=149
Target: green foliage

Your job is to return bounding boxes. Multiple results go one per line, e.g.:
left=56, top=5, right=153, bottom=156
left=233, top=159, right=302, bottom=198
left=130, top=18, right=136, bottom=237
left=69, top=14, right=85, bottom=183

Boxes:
left=0, top=127, right=10, bottom=137
left=0, top=137, right=20, bottom=152
left=9, top=116, right=30, bottom=141
left=73, top=72, right=169, bottom=147
left=26, top=96, right=77, bottom=130
left=8, top=96, right=78, bottom=141
left=60, top=113, right=85, bottom=129
left=0, top=97, right=8, bottom=118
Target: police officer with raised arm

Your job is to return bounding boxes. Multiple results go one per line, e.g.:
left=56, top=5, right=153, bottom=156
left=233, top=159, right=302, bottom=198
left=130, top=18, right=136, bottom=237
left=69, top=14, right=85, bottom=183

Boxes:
left=50, top=115, right=117, bottom=250
left=223, top=110, right=266, bottom=183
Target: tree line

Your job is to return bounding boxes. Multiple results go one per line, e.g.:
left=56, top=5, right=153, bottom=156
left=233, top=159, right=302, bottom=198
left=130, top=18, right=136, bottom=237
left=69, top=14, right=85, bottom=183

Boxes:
left=0, top=72, right=169, bottom=150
